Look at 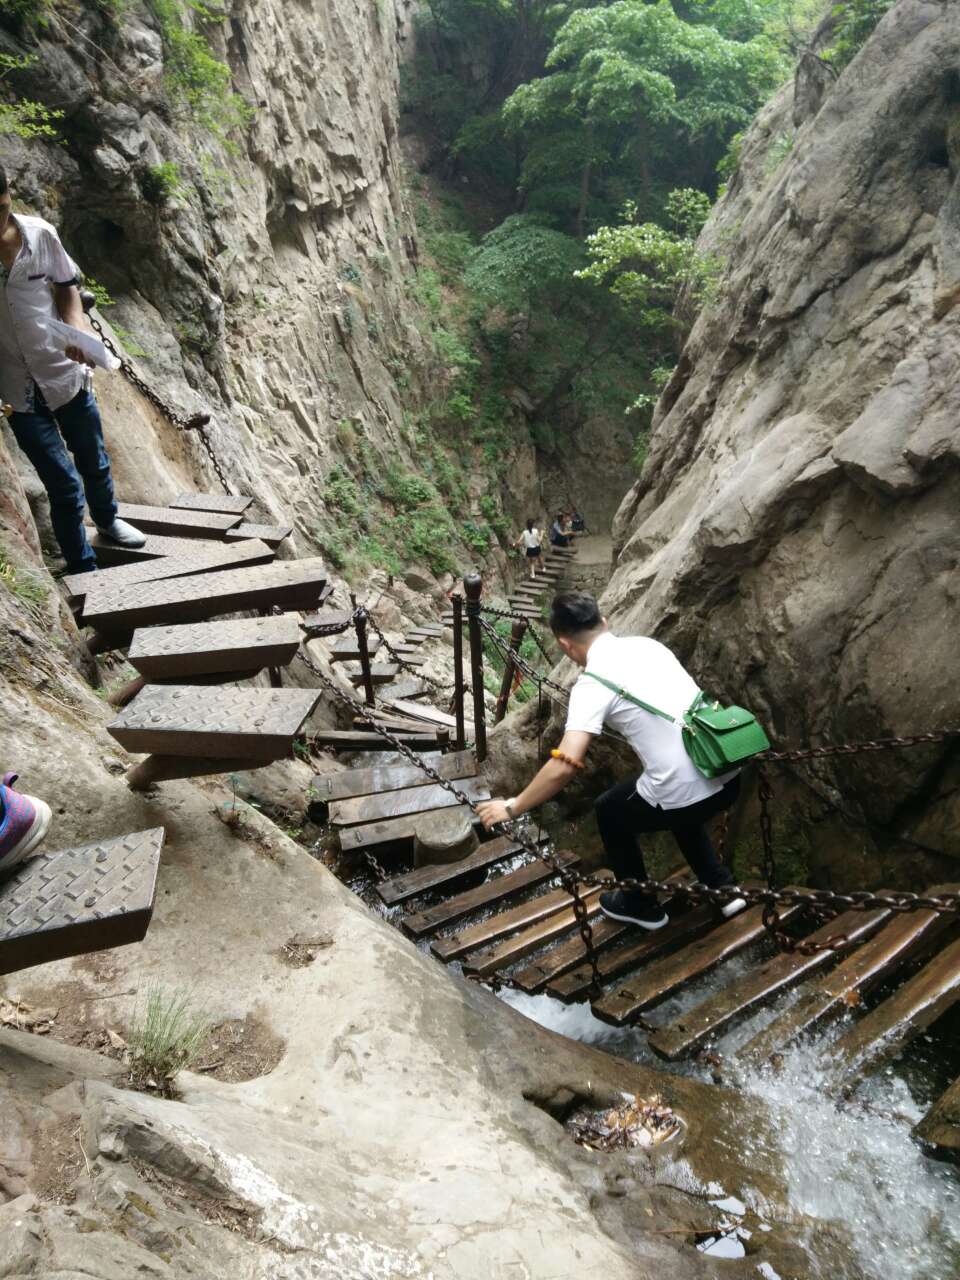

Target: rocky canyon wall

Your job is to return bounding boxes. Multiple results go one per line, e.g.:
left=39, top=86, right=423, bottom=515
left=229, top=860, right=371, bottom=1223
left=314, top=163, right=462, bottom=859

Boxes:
left=604, top=0, right=960, bottom=869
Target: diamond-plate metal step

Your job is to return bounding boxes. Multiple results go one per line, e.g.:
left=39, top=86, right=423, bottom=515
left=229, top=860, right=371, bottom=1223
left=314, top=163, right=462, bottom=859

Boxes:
left=0, top=828, right=164, bottom=976
left=225, top=522, right=294, bottom=548
left=108, top=684, right=320, bottom=757
left=64, top=538, right=275, bottom=601
left=84, top=529, right=222, bottom=566
left=114, top=503, right=242, bottom=539
left=82, top=558, right=327, bottom=632
left=329, top=636, right=381, bottom=662
left=127, top=613, right=302, bottom=679
left=171, top=493, right=254, bottom=515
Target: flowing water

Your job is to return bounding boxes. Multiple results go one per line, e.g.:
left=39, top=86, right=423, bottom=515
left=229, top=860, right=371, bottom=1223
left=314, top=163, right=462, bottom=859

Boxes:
left=498, top=956, right=960, bottom=1280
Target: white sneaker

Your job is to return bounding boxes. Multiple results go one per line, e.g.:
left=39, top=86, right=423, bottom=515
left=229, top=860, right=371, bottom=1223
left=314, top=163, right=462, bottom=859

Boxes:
left=721, top=896, right=748, bottom=919
left=96, top=517, right=147, bottom=548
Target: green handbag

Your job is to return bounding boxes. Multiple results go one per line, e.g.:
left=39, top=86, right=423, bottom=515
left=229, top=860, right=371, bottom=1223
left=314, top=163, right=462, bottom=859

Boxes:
left=584, top=674, right=771, bottom=778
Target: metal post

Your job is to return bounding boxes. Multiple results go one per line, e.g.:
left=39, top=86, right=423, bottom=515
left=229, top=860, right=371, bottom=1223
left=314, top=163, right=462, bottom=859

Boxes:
left=452, top=593, right=466, bottom=751
left=351, top=593, right=376, bottom=707
left=494, top=618, right=527, bottom=724
left=463, top=572, right=487, bottom=762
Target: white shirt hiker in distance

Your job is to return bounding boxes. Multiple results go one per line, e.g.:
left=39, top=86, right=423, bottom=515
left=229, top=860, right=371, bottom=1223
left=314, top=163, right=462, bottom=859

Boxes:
left=0, top=214, right=89, bottom=412
left=565, top=632, right=738, bottom=810
left=521, top=526, right=542, bottom=549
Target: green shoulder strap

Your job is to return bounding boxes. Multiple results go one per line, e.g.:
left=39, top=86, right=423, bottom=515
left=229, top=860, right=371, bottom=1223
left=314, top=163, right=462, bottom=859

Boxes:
left=583, top=671, right=679, bottom=724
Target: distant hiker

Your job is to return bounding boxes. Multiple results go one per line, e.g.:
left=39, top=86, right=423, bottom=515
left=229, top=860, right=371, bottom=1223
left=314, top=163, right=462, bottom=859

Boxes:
left=549, top=511, right=572, bottom=548
left=571, top=508, right=587, bottom=533
left=0, top=165, right=146, bottom=574
left=0, top=772, right=51, bottom=875
left=515, top=518, right=542, bottom=579
left=478, top=591, right=747, bottom=930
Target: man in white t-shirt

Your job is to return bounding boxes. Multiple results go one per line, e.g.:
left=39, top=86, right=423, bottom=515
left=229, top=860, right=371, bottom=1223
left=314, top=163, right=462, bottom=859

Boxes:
left=478, top=591, right=746, bottom=930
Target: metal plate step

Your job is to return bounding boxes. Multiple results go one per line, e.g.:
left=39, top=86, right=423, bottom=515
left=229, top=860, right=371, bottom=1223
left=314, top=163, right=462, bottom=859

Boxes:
left=64, top=538, right=275, bottom=601
left=225, top=522, right=294, bottom=548
left=348, top=664, right=400, bottom=685
left=127, top=613, right=302, bottom=679
left=114, top=503, right=241, bottom=539
left=171, top=493, right=254, bottom=515
left=84, top=529, right=223, bottom=566
left=329, top=637, right=382, bottom=663
left=82, top=559, right=327, bottom=632
left=0, top=828, right=164, bottom=976
left=108, top=685, right=320, bottom=758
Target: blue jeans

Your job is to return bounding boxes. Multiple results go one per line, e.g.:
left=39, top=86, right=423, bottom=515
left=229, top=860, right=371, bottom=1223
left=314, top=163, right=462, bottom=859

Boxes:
left=9, top=387, right=117, bottom=574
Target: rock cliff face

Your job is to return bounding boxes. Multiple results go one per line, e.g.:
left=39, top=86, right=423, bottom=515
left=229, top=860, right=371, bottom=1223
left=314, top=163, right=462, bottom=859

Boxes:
left=603, top=0, right=960, bottom=871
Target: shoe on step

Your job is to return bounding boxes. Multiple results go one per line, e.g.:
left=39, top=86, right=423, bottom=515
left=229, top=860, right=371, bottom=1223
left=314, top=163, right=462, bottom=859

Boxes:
left=96, top=517, right=147, bottom=548
left=599, top=889, right=669, bottom=931
left=0, top=773, right=52, bottom=875
left=720, top=895, right=747, bottom=919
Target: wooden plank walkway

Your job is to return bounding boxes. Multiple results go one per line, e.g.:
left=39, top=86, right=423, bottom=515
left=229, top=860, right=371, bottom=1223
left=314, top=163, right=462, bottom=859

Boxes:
left=461, top=890, right=607, bottom=978
left=377, top=836, right=521, bottom=906
left=338, top=803, right=483, bottom=854
left=914, top=1075, right=960, bottom=1159
left=330, top=775, right=489, bottom=827
left=401, top=852, right=580, bottom=939
left=311, top=730, right=442, bottom=752
left=311, top=751, right=477, bottom=803
left=829, top=935, right=960, bottom=1081
left=736, top=902, right=954, bottom=1066
left=648, top=907, right=890, bottom=1060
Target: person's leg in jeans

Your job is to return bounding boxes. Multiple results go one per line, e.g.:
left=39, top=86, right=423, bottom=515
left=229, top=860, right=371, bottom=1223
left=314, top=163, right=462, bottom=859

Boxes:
left=8, top=397, right=98, bottom=574
left=53, top=388, right=117, bottom=533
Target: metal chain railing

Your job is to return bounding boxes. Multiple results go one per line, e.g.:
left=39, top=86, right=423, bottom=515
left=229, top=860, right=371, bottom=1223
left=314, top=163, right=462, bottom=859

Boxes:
left=364, top=612, right=457, bottom=694
left=295, top=642, right=605, bottom=994
left=86, top=309, right=233, bottom=495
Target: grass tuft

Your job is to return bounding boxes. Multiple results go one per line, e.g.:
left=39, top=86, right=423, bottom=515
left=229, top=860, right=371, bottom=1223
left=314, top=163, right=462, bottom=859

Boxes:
left=127, top=985, right=211, bottom=1095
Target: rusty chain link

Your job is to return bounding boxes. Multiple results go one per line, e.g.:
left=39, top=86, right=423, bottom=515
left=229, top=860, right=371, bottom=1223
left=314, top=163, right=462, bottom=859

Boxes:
left=87, top=310, right=233, bottom=495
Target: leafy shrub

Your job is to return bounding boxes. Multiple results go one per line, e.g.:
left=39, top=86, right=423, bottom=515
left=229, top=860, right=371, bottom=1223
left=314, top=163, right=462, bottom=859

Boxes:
left=0, top=53, right=62, bottom=138
left=140, top=161, right=183, bottom=204
left=326, top=464, right=363, bottom=516
left=827, top=0, right=895, bottom=68
left=150, top=0, right=251, bottom=136
left=461, top=520, right=491, bottom=554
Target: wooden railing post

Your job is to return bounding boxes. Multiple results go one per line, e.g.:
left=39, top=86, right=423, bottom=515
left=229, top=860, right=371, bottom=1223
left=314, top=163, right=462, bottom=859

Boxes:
left=494, top=618, right=527, bottom=724
left=463, top=572, right=487, bottom=762
left=451, top=592, right=466, bottom=751
left=351, top=593, right=376, bottom=707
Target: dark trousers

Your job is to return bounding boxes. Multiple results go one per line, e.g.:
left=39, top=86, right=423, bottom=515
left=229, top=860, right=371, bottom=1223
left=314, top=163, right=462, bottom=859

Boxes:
left=9, top=386, right=116, bottom=574
left=595, top=775, right=740, bottom=892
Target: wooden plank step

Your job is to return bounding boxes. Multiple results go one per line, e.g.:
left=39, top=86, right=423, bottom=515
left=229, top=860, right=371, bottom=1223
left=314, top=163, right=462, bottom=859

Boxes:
left=0, top=828, right=164, bottom=976
left=225, top=522, right=293, bottom=548
left=84, top=528, right=223, bottom=566
left=829, top=935, right=960, bottom=1081
left=402, top=852, right=580, bottom=940
left=736, top=900, right=956, bottom=1066
left=406, top=626, right=443, bottom=639
left=329, top=637, right=381, bottom=662
left=311, top=730, right=440, bottom=752
left=63, top=539, right=275, bottom=601
left=127, top=613, right=302, bottom=679
left=460, top=885, right=608, bottom=978
left=390, top=644, right=422, bottom=656
left=382, top=653, right=427, bottom=667
left=377, top=835, right=520, bottom=906
left=513, top=918, right=631, bottom=994
left=511, top=870, right=690, bottom=995
left=431, top=863, right=592, bottom=963
left=386, top=700, right=457, bottom=729
left=914, top=1074, right=960, bottom=1160
left=383, top=678, right=430, bottom=701
left=647, top=907, right=891, bottom=1061
left=330, top=775, right=490, bottom=827
left=348, top=665, right=400, bottom=686
left=82, top=559, right=327, bottom=632
left=171, top=493, right=253, bottom=515
left=115, top=503, right=241, bottom=539
left=311, top=750, right=477, bottom=803
left=592, top=901, right=803, bottom=1026
left=338, top=804, right=480, bottom=854
left=108, top=685, right=319, bottom=758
